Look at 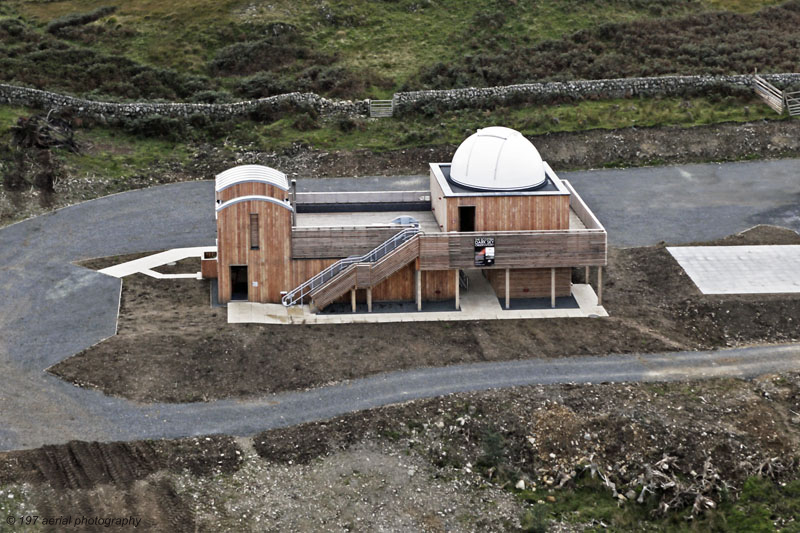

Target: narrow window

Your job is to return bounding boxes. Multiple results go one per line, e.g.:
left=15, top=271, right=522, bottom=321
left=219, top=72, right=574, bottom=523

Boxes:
left=250, top=213, right=259, bottom=250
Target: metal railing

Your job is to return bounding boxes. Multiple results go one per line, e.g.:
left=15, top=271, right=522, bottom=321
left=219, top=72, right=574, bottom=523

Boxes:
left=459, top=270, right=470, bottom=290
left=282, top=227, right=420, bottom=306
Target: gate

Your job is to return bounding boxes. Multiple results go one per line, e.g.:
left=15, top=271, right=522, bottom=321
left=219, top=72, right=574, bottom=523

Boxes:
left=369, top=99, right=393, bottom=118
left=753, top=74, right=785, bottom=114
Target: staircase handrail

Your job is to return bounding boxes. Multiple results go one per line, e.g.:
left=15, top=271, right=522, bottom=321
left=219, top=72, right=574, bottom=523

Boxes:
left=282, top=226, right=420, bottom=306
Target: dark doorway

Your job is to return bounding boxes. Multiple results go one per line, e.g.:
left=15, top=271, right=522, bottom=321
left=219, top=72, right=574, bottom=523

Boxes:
left=458, top=205, right=476, bottom=232
left=230, top=266, right=248, bottom=300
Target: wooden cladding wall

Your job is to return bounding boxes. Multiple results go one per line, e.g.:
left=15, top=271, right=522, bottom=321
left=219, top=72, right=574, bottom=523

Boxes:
left=201, top=258, right=218, bottom=279
left=217, top=182, right=288, bottom=203
left=291, top=226, right=407, bottom=259
left=429, top=170, right=448, bottom=231
left=217, top=199, right=292, bottom=303
left=443, top=230, right=606, bottom=269
left=370, top=266, right=455, bottom=302
left=486, top=268, right=571, bottom=298
left=444, top=194, right=570, bottom=232
left=291, top=258, right=338, bottom=287
left=419, top=234, right=450, bottom=270
left=310, top=265, right=454, bottom=309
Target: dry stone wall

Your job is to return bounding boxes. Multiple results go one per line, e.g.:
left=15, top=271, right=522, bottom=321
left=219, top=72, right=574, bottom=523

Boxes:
left=0, top=84, right=369, bottom=119
left=392, top=74, right=800, bottom=114
left=1, top=74, right=799, bottom=120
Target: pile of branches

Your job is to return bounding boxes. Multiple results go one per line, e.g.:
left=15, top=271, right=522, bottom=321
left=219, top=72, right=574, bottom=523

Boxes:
left=1, top=113, right=77, bottom=192
left=11, top=114, right=79, bottom=153
left=562, top=453, right=797, bottom=517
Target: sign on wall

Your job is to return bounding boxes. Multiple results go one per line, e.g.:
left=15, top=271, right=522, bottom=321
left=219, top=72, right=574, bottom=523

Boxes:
left=474, top=237, right=495, bottom=267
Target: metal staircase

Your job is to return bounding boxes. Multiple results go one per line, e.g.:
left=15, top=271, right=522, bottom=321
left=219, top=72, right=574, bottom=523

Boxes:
left=282, top=227, right=420, bottom=308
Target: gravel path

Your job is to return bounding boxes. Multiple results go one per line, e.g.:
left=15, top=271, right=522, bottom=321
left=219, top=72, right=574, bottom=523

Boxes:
left=1, top=159, right=800, bottom=451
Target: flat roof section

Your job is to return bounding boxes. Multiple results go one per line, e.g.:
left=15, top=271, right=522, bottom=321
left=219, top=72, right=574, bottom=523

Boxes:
left=667, top=245, right=800, bottom=294
left=569, top=208, right=587, bottom=230
left=295, top=210, right=442, bottom=232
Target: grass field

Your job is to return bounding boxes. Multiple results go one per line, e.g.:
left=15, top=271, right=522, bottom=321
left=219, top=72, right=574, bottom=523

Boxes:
left=0, top=91, right=781, bottom=186
left=209, top=94, right=777, bottom=152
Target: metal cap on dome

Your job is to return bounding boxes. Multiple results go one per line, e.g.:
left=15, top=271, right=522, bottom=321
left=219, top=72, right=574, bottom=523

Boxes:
left=450, top=126, right=546, bottom=191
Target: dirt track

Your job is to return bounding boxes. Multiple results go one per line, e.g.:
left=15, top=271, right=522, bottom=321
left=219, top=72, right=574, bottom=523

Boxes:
left=51, top=225, right=800, bottom=403
left=2, top=373, right=800, bottom=531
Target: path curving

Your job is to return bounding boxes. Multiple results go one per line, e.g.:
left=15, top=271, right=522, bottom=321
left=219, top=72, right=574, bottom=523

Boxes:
left=1, top=159, right=800, bottom=451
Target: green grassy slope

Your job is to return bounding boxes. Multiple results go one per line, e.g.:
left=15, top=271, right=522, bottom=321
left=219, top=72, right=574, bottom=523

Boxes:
left=1, top=0, right=795, bottom=100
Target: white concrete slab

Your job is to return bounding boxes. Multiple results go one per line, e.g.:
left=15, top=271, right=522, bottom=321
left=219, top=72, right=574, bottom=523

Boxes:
left=667, top=245, right=800, bottom=295
left=98, top=246, right=216, bottom=279
left=228, top=284, right=607, bottom=325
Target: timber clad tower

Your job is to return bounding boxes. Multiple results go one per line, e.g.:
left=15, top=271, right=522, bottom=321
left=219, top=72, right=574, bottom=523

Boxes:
left=209, top=127, right=607, bottom=312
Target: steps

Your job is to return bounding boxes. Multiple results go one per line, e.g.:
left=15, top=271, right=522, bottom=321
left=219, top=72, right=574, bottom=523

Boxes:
left=282, top=227, right=420, bottom=308
left=309, top=235, right=420, bottom=310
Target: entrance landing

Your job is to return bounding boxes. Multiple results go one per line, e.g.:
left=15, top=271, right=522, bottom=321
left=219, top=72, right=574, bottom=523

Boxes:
left=227, top=283, right=607, bottom=325
left=98, top=247, right=215, bottom=279
left=667, top=245, right=800, bottom=294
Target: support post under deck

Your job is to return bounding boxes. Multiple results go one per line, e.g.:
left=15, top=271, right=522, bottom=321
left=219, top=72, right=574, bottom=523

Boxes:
left=551, top=268, right=556, bottom=309
left=505, top=268, right=510, bottom=310
left=415, top=270, right=422, bottom=311
left=597, top=266, right=603, bottom=306
left=454, top=270, right=460, bottom=310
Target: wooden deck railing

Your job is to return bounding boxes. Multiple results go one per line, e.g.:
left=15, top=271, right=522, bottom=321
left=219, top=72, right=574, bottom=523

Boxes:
left=292, top=225, right=414, bottom=259
left=418, top=229, right=607, bottom=270
left=562, top=180, right=605, bottom=231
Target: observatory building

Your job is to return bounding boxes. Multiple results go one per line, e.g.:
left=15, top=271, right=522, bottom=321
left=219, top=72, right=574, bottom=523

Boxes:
left=207, top=127, right=607, bottom=313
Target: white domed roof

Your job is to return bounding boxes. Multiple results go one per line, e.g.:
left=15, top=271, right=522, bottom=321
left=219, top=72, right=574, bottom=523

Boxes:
left=450, top=127, right=546, bottom=191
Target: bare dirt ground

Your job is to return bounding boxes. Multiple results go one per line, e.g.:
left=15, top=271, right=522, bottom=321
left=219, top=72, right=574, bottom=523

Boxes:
left=3, top=119, right=800, bottom=227
left=2, top=374, right=799, bottom=531
left=50, top=225, right=800, bottom=404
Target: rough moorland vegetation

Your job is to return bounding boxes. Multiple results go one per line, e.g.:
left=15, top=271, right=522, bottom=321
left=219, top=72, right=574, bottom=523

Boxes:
left=410, top=1, right=800, bottom=89
left=0, top=0, right=795, bottom=100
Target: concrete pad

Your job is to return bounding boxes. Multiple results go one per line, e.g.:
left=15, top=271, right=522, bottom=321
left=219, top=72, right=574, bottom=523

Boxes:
left=228, top=284, right=607, bottom=325
left=99, top=246, right=216, bottom=279
left=460, top=270, right=503, bottom=314
left=667, top=245, right=800, bottom=295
